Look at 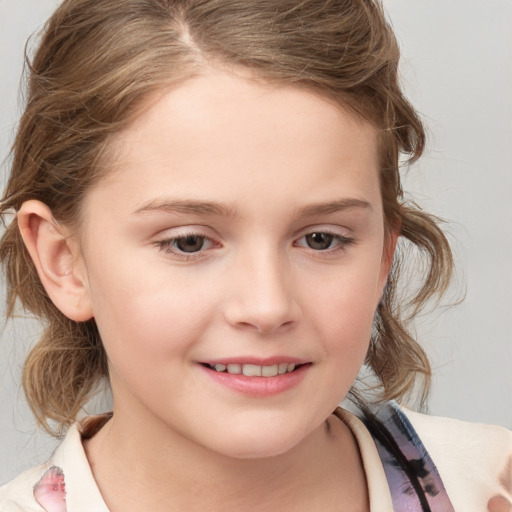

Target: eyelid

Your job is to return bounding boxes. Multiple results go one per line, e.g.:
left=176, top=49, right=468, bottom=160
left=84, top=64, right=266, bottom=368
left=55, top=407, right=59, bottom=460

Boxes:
left=293, top=225, right=355, bottom=252
left=294, top=224, right=353, bottom=240
left=153, top=227, right=222, bottom=261
left=151, top=224, right=355, bottom=261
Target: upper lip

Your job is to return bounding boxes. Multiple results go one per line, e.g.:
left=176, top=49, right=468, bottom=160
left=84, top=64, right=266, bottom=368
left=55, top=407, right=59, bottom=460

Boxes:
left=200, top=356, right=310, bottom=366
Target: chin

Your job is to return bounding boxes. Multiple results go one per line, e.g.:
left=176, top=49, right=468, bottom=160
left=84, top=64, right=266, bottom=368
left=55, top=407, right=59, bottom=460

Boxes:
left=205, top=421, right=317, bottom=461
left=219, top=440, right=300, bottom=460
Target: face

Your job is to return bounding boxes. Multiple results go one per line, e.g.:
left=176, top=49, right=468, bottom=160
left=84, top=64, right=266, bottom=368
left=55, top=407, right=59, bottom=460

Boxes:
left=76, top=70, right=393, bottom=459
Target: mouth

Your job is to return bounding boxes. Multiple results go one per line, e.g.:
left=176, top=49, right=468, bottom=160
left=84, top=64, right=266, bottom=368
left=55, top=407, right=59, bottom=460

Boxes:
left=200, top=362, right=308, bottom=377
left=199, top=360, right=311, bottom=396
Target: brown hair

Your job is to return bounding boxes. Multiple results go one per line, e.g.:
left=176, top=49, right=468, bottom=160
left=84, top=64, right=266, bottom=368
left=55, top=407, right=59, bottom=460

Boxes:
left=0, top=0, right=452, bottom=433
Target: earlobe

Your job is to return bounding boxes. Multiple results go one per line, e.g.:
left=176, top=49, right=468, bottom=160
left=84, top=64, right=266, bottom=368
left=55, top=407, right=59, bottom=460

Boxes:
left=384, top=230, right=399, bottom=268
left=378, top=229, right=399, bottom=294
left=17, top=200, right=93, bottom=322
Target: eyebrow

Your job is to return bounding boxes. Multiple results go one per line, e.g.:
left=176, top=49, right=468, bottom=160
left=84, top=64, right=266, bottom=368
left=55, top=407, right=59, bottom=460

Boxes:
left=132, top=197, right=371, bottom=217
left=132, top=199, right=239, bottom=217
left=295, top=198, right=372, bottom=217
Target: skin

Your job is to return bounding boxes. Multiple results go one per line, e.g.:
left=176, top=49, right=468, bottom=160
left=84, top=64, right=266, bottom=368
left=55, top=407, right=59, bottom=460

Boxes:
left=19, top=70, right=396, bottom=511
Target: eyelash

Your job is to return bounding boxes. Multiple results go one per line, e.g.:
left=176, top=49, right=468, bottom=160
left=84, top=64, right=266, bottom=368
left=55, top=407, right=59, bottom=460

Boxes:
left=154, top=229, right=355, bottom=261
left=294, top=230, right=355, bottom=254
left=154, top=232, right=218, bottom=262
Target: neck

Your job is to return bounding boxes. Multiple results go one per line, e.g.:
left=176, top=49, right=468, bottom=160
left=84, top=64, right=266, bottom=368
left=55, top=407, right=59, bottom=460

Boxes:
left=84, top=403, right=368, bottom=512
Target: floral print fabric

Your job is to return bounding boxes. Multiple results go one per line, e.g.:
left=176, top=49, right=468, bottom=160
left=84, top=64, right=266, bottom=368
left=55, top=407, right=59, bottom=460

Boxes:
left=360, top=401, right=455, bottom=511
left=33, top=466, right=67, bottom=512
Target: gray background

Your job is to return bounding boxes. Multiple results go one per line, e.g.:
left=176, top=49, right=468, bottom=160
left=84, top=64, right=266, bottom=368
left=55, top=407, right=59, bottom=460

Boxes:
left=1, top=0, right=511, bottom=484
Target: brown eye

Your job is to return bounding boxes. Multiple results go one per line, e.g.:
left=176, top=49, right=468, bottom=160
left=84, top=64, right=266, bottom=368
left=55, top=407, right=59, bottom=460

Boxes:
left=175, top=235, right=206, bottom=253
left=305, top=232, right=334, bottom=250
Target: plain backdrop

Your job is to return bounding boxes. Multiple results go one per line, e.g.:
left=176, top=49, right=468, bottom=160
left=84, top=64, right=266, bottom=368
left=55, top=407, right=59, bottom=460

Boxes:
left=1, top=0, right=511, bottom=484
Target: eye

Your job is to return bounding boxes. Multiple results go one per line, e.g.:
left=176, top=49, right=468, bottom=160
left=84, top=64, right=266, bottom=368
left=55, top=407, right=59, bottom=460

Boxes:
left=174, top=234, right=208, bottom=253
left=154, top=231, right=219, bottom=261
left=304, top=232, right=335, bottom=250
left=295, top=230, right=354, bottom=252
left=158, top=234, right=212, bottom=254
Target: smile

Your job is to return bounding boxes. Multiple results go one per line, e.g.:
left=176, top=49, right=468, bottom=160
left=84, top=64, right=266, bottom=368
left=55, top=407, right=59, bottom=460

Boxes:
left=204, top=362, right=300, bottom=377
left=199, top=359, right=311, bottom=396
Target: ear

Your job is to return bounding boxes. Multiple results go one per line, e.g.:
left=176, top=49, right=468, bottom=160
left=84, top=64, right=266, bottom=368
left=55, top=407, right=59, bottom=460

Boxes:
left=378, top=228, right=399, bottom=295
left=17, top=200, right=93, bottom=321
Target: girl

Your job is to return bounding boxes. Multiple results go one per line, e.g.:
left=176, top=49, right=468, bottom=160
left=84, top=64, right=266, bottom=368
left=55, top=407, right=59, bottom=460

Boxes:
left=0, top=1, right=511, bottom=511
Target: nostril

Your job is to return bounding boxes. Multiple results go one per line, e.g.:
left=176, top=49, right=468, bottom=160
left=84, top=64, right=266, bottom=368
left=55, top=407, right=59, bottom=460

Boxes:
left=255, top=319, right=295, bottom=334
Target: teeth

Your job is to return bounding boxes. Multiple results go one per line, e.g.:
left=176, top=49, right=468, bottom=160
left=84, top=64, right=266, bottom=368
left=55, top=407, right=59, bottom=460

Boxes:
left=242, top=364, right=262, bottom=377
left=262, top=364, right=278, bottom=377
left=227, top=363, right=242, bottom=374
left=210, top=362, right=300, bottom=377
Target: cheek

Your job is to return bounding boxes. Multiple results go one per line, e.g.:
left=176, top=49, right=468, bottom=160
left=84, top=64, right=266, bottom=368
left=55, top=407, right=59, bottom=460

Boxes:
left=85, top=257, right=217, bottom=366
left=307, top=257, right=383, bottom=324
left=302, top=252, right=384, bottom=359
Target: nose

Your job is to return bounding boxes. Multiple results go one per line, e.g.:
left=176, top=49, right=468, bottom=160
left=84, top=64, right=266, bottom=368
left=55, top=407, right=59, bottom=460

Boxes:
left=223, top=249, right=301, bottom=334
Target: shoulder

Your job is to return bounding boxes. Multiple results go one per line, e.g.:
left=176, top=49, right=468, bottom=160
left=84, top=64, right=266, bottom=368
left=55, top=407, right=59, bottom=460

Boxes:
left=402, top=407, right=512, bottom=511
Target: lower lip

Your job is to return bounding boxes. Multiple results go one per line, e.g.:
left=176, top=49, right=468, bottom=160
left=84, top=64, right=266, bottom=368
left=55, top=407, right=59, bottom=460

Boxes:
left=199, top=364, right=310, bottom=397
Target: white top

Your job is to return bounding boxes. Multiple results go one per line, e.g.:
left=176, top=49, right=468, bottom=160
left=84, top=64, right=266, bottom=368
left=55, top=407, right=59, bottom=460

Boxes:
left=1, top=408, right=511, bottom=511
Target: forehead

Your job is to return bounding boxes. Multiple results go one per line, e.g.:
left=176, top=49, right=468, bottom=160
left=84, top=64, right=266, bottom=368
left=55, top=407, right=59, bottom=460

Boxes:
left=87, top=70, right=381, bottom=218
